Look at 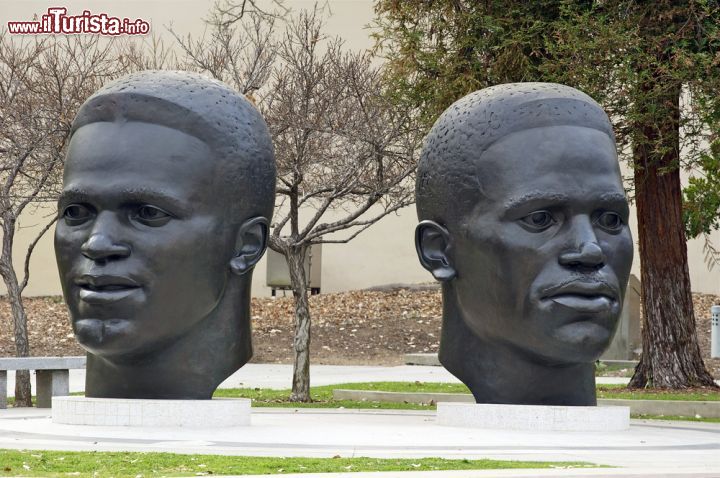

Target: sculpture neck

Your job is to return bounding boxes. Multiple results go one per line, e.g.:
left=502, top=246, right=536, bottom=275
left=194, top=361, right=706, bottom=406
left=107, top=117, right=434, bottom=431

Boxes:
left=438, top=284, right=597, bottom=406
left=85, top=277, right=253, bottom=399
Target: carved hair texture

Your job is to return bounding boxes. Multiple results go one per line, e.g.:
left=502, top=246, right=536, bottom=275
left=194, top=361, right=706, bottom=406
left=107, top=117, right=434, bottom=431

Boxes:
left=71, top=70, right=276, bottom=221
left=416, top=83, right=615, bottom=224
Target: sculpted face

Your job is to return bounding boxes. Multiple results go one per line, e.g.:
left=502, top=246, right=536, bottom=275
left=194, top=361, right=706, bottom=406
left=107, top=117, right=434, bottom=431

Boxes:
left=450, top=125, right=633, bottom=363
left=55, top=121, right=234, bottom=359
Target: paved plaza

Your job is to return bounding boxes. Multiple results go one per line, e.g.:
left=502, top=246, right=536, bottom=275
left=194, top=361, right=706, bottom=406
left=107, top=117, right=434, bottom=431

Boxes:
left=0, top=365, right=718, bottom=478
left=1, top=363, right=634, bottom=395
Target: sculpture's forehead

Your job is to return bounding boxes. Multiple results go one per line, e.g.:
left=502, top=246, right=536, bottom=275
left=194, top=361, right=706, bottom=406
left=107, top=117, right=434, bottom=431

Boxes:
left=63, top=121, right=218, bottom=208
left=470, top=125, right=624, bottom=205
left=66, top=121, right=213, bottom=172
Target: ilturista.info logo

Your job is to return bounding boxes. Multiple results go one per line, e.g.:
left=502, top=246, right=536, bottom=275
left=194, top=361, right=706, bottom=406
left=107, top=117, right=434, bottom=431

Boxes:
left=8, top=7, right=150, bottom=35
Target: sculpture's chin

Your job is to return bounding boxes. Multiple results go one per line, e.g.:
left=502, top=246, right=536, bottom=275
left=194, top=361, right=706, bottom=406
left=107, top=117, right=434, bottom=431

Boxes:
left=549, top=321, right=613, bottom=362
left=73, top=317, right=139, bottom=358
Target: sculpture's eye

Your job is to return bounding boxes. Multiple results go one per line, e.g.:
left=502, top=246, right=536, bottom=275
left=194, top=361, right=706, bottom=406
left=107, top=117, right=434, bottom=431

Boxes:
left=133, top=205, right=172, bottom=226
left=519, top=210, right=556, bottom=231
left=62, top=204, right=93, bottom=226
left=594, top=211, right=623, bottom=232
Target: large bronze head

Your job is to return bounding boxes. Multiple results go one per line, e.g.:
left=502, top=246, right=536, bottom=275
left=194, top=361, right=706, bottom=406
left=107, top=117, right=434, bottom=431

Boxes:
left=415, top=83, right=633, bottom=405
left=55, top=71, right=276, bottom=399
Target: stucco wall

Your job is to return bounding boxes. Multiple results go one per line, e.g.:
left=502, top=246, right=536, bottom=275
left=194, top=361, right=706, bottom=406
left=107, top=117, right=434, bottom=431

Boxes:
left=2, top=201, right=719, bottom=298
left=1, top=0, right=719, bottom=298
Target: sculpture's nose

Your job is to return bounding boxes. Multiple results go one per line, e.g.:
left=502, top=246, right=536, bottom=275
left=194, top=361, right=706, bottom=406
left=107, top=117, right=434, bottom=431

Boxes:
left=559, top=216, right=605, bottom=269
left=80, top=213, right=130, bottom=262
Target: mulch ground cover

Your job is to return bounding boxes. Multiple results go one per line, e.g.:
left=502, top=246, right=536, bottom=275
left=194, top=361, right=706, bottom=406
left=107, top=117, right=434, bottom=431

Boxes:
left=1, top=288, right=718, bottom=377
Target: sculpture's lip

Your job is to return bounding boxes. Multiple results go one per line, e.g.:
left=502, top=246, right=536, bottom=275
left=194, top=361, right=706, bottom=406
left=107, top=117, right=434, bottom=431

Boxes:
left=74, top=275, right=141, bottom=303
left=540, top=280, right=618, bottom=313
left=541, top=280, right=618, bottom=299
left=547, top=294, right=614, bottom=313
left=75, top=274, right=140, bottom=290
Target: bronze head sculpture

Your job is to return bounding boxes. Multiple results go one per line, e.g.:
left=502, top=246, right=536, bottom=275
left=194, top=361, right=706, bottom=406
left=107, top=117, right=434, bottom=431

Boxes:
left=415, top=83, right=633, bottom=406
left=55, top=70, right=276, bottom=399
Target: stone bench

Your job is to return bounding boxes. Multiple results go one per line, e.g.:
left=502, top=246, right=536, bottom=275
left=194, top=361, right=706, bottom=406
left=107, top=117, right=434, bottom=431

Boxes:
left=0, top=356, right=86, bottom=408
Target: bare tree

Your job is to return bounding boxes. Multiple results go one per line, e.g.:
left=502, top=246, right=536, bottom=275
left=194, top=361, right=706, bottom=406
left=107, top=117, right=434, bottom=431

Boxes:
left=265, top=10, right=419, bottom=401
left=178, top=5, right=421, bottom=401
left=116, top=35, right=179, bottom=72
left=0, top=33, right=125, bottom=405
left=207, top=0, right=288, bottom=27
left=170, top=9, right=278, bottom=102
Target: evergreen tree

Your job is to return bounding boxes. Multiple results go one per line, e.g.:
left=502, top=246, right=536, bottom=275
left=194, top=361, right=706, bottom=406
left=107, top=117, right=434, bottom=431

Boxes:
left=374, top=0, right=720, bottom=388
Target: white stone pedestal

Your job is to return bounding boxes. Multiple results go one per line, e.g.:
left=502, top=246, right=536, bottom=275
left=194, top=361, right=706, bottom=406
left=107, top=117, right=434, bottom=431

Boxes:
left=52, top=396, right=251, bottom=427
left=437, top=402, right=629, bottom=431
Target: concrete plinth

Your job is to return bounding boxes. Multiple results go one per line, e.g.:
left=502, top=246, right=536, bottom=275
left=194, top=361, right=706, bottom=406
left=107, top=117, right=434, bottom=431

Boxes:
left=36, top=370, right=69, bottom=408
left=437, top=402, right=629, bottom=431
left=52, top=396, right=251, bottom=427
left=0, top=371, right=6, bottom=409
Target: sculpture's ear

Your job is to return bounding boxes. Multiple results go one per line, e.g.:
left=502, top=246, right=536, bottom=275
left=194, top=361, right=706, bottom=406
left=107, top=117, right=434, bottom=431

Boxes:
left=229, top=216, right=269, bottom=276
left=415, top=220, right=456, bottom=282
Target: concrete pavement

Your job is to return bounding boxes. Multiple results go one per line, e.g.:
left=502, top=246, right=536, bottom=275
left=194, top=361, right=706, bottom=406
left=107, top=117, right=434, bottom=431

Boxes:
left=1, top=364, right=718, bottom=477
left=1, top=363, right=633, bottom=395
left=0, top=407, right=719, bottom=476
left=233, top=471, right=720, bottom=478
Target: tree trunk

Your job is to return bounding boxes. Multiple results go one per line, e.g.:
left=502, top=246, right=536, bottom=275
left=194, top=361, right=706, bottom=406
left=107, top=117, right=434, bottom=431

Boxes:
left=286, top=245, right=312, bottom=402
left=0, top=220, right=33, bottom=406
left=628, top=80, right=717, bottom=389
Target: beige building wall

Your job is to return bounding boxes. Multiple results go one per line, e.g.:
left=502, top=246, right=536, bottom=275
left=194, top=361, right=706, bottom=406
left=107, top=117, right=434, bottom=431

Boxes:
left=2, top=0, right=718, bottom=298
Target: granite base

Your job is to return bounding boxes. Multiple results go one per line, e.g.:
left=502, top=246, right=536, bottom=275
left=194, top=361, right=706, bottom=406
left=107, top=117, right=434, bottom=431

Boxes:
left=437, top=402, right=630, bottom=431
left=52, top=396, right=251, bottom=427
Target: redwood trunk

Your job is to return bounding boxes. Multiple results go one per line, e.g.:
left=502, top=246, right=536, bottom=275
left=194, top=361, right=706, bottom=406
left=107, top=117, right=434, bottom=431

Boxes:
left=287, top=245, right=312, bottom=402
left=0, top=219, right=33, bottom=406
left=628, top=81, right=716, bottom=389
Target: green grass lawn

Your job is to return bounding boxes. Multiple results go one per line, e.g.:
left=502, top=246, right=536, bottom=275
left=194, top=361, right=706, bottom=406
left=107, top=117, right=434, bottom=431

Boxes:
left=7, top=381, right=719, bottom=420
left=596, top=384, right=720, bottom=401
left=0, top=450, right=598, bottom=477
left=595, top=362, right=635, bottom=377
left=631, top=414, right=720, bottom=423
left=212, top=381, right=720, bottom=422
left=213, top=381, right=469, bottom=410
left=215, top=380, right=720, bottom=402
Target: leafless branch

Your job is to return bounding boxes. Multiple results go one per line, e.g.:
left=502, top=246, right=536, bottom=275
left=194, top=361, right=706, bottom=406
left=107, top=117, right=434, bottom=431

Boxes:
left=176, top=3, right=422, bottom=401
left=0, top=31, right=136, bottom=391
left=251, top=6, right=421, bottom=249
left=169, top=11, right=278, bottom=99
left=702, top=234, right=720, bottom=271
left=208, top=0, right=289, bottom=27
left=312, top=223, right=376, bottom=244
left=304, top=197, right=414, bottom=244
left=19, top=215, right=57, bottom=292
